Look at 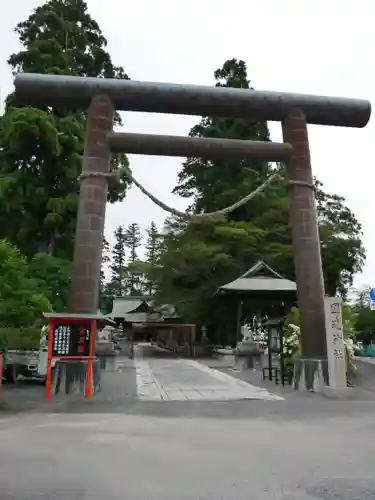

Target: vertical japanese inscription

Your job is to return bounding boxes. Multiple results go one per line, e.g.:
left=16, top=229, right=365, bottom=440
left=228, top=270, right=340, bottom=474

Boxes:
left=51, top=323, right=91, bottom=357
left=324, top=297, right=347, bottom=389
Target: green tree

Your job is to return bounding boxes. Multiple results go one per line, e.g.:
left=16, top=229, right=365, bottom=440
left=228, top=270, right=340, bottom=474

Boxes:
left=100, top=236, right=110, bottom=288
left=109, top=226, right=127, bottom=296
left=145, top=221, right=159, bottom=264
left=125, top=223, right=142, bottom=263
left=124, top=223, right=143, bottom=295
left=354, top=308, right=375, bottom=345
left=353, top=285, right=370, bottom=311
left=0, top=0, right=129, bottom=260
left=98, top=236, right=112, bottom=313
left=0, top=239, right=52, bottom=329
left=145, top=221, right=159, bottom=294
left=155, top=59, right=365, bottom=337
left=352, top=287, right=374, bottom=346
left=155, top=216, right=265, bottom=337
left=157, top=59, right=278, bottom=329
left=249, top=173, right=365, bottom=296
left=174, top=58, right=271, bottom=222
left=27, top=252, right=71, bottom=312
left=126, top=260, right=149, bottom=296
left=316, top=181, right=365, bottom=297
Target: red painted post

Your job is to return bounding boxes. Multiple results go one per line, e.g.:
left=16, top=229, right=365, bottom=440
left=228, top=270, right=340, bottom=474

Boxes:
left=85, top=319, right=96, bottom=398
left=45, top=321, right=54, bottom=401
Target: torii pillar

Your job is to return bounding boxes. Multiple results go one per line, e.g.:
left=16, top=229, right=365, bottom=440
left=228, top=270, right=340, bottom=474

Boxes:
left=282, top=110, right=327, bottom=359
left=68, top=95, right=114, bottom=314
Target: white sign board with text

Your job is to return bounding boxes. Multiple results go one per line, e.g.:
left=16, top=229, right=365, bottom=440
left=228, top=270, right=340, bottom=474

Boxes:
left=324, top=296, right=347, bottom=390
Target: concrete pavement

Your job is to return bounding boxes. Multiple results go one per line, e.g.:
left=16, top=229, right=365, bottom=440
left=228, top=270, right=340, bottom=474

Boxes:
left=1, top=408, right=375, bottom=499
left=2, top=349, right=375, bottom=498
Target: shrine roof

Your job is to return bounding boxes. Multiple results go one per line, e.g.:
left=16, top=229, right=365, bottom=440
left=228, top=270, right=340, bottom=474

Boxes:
left=43, top=311, right=116, bottom=326
left=108, top=296, right=153, bottom=318
left=216, top=261, right=297, bottom=295
left=107, top=296, right=180, bottom=322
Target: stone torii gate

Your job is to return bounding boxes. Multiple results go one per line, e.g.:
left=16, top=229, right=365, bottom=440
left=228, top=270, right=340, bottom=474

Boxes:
left=14, top=73, right=371, bottom=367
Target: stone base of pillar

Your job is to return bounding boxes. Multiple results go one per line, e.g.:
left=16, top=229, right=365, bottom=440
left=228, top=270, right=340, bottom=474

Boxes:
left=293, top=358, right=353, bottom=398
left=293, top=358, right=328, bottom=392
left=321, top=386, right=353, bottom=399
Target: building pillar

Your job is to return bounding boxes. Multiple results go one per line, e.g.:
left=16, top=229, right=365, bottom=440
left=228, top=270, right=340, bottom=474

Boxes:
left=282, top=109, right=327, bottom=359
left=69, top=95, right=114, bottom=314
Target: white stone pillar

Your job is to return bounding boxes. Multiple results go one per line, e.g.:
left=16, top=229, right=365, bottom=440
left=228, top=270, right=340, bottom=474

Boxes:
left=324, top=297, right=347, bottom=390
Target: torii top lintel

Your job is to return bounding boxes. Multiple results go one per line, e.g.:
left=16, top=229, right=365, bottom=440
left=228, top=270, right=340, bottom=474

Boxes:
left=14, top=73, right=371, bottom=128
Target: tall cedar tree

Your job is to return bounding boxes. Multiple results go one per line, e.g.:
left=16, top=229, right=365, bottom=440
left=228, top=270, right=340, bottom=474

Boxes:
left=145, top=221, right=159, bottom=294
left=100, top=237, right=110, bottom=289
left=98, top=237, right=112, bottom=312
left=157, top=59, right=279, bottom=328
left=174, top=59, right=271, bottom=221
left=0, top=0, right=129, bottom=259
left=145, top=221, right=159, bottom=264
left=109, top=226, right=127, bottom=297
left=155, top=59, right=364, bottom=335
left=124, top=223, right=143, bottom=295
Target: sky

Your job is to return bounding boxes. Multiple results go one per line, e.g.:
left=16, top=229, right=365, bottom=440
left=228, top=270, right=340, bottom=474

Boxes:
left=0, top=0, right=374, bottom=291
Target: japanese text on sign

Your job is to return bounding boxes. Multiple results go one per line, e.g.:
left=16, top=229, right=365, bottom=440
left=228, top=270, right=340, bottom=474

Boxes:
left=324, top=297, right=347, bottom=390
left=52, top=324, right=71, bottom=356
left=330, top=302, right=344, bottom=358
left=51, top=322, right=91, bottom=357
left=76, top=326, right=90, bottom=355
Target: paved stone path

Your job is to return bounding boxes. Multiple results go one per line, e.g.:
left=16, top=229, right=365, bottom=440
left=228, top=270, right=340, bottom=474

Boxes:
left=135, top=357, right=284, bottom=401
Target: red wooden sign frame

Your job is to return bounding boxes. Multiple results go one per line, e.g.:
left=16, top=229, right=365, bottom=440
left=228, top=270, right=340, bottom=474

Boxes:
left=45, top=316, right=95, bottom=401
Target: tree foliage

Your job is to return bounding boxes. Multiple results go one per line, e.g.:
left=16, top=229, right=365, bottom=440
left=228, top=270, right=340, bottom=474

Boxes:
left=155, top=217, right=264, bottom=325
left=0, top=239, right=52, bottom=329
left=354, top=308, right=375, bottom=345
left=351, top=287, right=375, bottom=345
left=353, top=285, right=370, bottom=311
left=101, top=224, right=151, bottom=308
left=0, top=0, right=130, bottom=260
left=28, top=252, right=71, bottom=312
left=145, top=221, right=159, bottom=265
left=124, top=223, right=142, bottom=263
left=123, top=223, right=142, bottom=295
left=174, top=58, right=270, bottom=222
left=154, top=59, right=365, bottom=337
left=145, top=221, right=160, bottom=294
left=100, top=237, right=110, bottom=288
left=315, top=181, right=365, bottom=297
left=109, top=225, right=127, bottom=297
